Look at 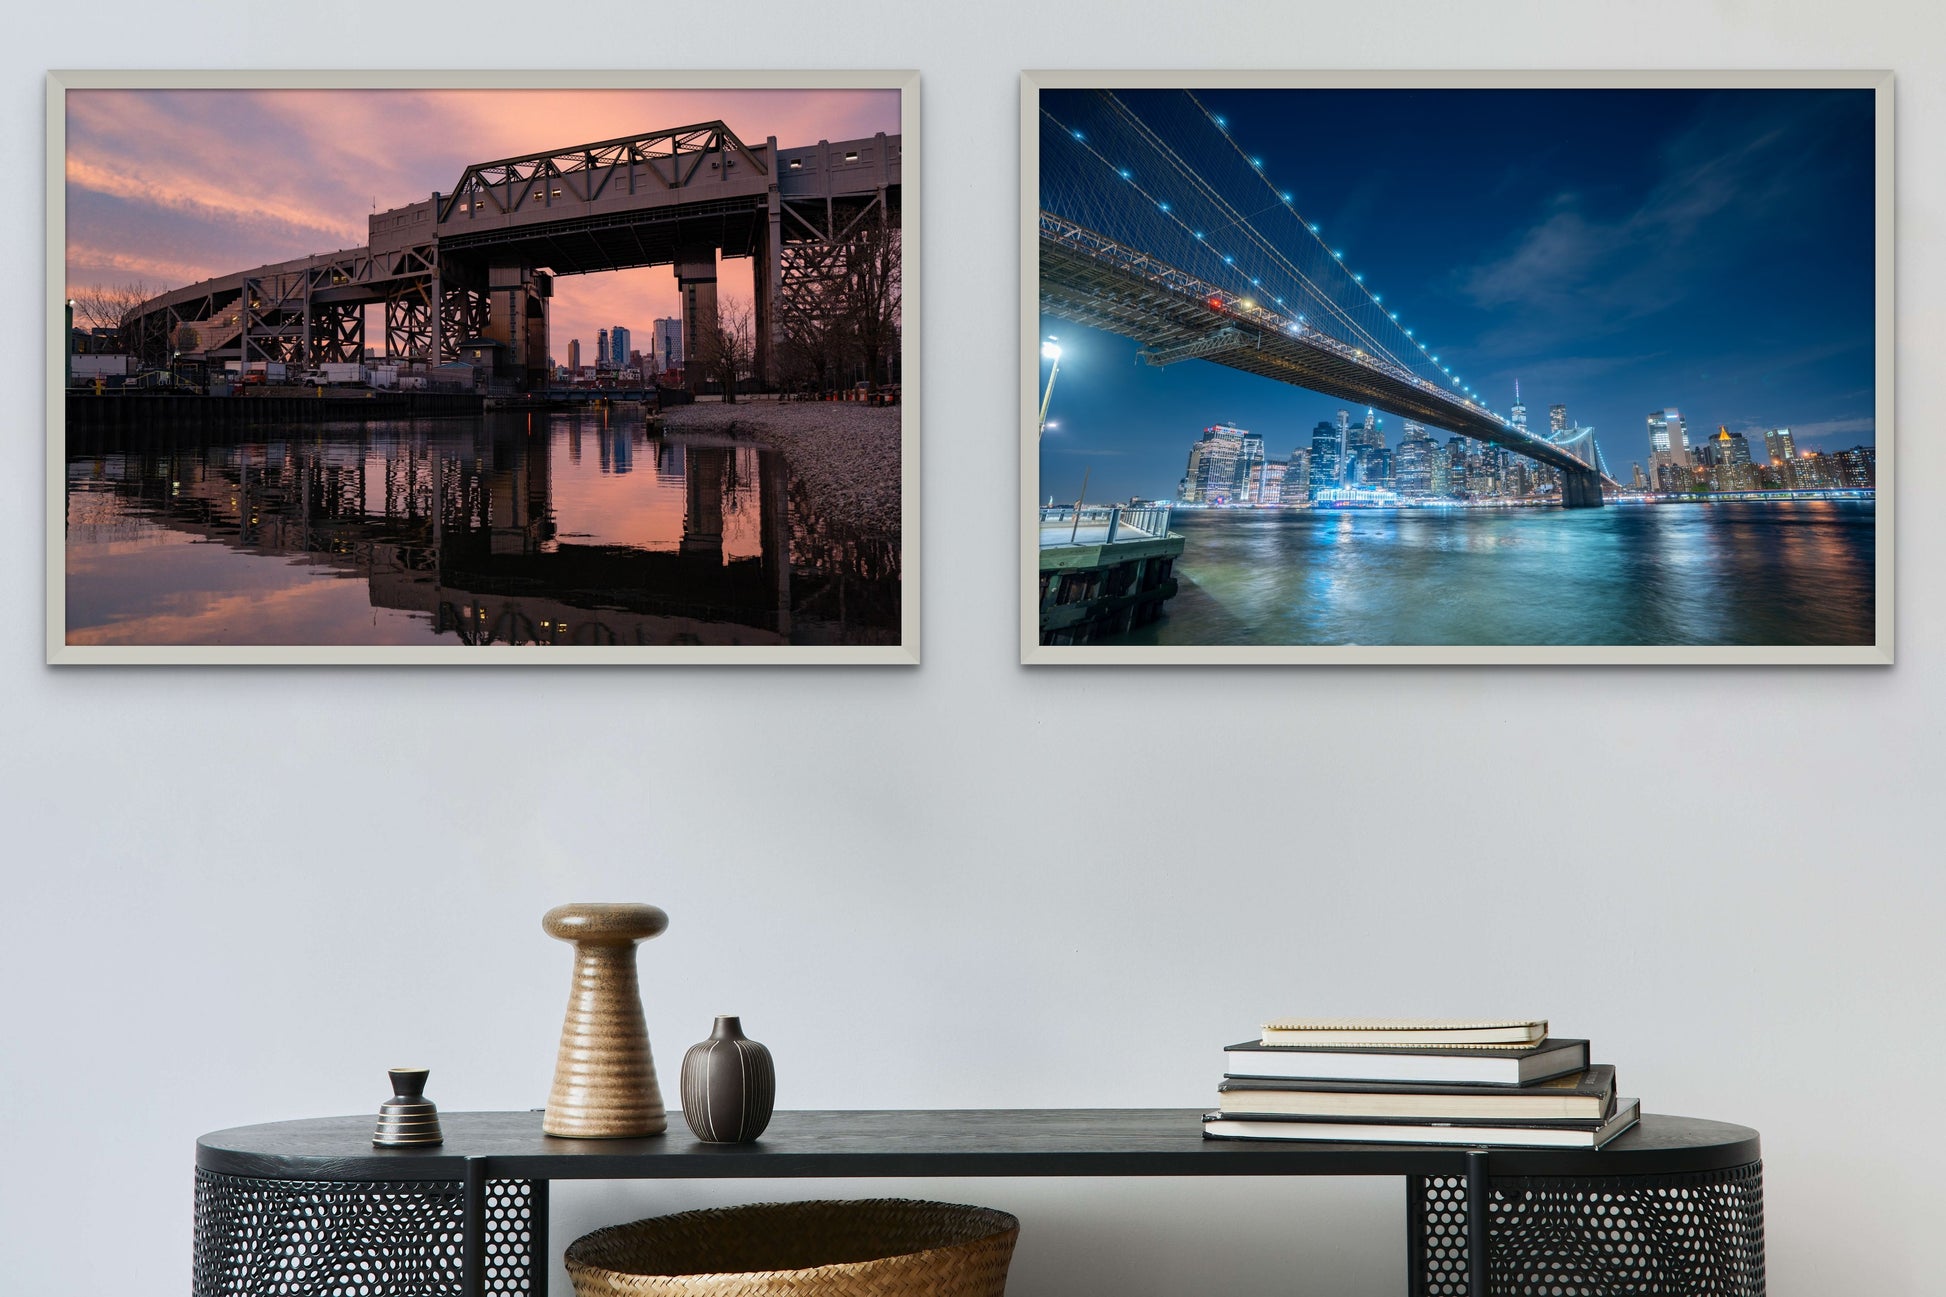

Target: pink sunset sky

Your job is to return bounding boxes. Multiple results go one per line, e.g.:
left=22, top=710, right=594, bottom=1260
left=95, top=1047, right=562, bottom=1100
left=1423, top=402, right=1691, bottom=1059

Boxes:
left=65, top=86, right=900, bottom=365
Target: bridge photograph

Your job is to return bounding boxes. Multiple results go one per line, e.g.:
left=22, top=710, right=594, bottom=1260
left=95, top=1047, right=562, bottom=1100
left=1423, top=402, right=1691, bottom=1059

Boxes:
left=54, top=73, right=914, bottom=661
left=1023, top=73, right=1887, bottom=662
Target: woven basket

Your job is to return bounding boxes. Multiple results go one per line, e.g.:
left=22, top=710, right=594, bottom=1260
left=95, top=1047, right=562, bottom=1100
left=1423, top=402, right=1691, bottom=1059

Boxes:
left=564, top=1198, right=1020, bottom=1297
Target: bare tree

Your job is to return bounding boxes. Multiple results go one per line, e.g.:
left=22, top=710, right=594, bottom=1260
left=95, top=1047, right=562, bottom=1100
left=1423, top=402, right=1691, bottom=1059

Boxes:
left=844, top=216, right=901, bottom=391
left=70, top=281, right=152, bottom=347
left=693, top=296, right=756, bottom=403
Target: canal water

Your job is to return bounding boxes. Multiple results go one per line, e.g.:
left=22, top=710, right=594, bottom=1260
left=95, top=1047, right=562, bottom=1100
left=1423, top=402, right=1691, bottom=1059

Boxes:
left=64, top=411, right=900, bottom=647
left=1120, top=502, right=1875, bottom=647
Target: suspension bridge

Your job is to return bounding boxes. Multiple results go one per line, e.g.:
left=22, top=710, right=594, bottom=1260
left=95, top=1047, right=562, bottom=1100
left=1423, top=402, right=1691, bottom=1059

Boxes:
left=1037, top=90, right=1618, bottom=507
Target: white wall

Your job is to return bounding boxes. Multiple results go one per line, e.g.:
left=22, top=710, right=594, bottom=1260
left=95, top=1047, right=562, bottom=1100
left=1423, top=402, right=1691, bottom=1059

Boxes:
left=4, top=3, right=1942, bottom=1293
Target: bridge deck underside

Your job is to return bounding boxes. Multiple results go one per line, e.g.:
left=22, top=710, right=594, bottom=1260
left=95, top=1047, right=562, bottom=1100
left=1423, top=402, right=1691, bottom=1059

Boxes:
left=1040, top=240, right=1598, bottom=479
left=438, top=196, right=765, bottom=274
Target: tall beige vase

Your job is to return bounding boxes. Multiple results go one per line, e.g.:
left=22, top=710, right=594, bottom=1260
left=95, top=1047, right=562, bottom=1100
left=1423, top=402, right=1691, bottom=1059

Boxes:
left=542, top=903, right=669, bottom=1138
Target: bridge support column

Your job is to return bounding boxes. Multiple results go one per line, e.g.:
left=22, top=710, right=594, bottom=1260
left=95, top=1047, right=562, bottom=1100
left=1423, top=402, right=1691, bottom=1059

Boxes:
left=676, top=250, right=718, bottom=393
left=485, top=263, right=552, bottom=390
left=756, top=159, right=782, bottom=385
left=1561, top=466, right=1605, bottom=508
left=428, top=263, right=443, bottom=370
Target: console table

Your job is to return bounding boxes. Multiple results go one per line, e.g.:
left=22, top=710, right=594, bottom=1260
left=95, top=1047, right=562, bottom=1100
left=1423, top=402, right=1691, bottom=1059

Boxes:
left=195, top=1109, right=1763, bottom=1296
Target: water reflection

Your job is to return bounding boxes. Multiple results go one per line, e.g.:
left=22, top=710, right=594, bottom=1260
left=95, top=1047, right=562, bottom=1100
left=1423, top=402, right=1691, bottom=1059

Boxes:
left=65, top=412, right=899, bottom=647
left=1123, top=503, right=1874, bottom=647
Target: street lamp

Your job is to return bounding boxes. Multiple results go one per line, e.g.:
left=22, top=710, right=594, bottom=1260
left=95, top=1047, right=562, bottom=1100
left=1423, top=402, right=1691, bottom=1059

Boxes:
left=1037, top=337, right=1062, bottom=439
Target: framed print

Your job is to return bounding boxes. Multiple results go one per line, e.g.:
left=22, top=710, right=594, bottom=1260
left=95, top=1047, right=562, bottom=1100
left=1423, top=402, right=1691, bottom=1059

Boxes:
left=1021, top=71, right=1891, bottom=664
left=50, top=70, right=917, bottom=664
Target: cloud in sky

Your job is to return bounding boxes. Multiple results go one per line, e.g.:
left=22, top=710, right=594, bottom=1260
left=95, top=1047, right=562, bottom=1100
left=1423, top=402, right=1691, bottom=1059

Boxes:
left=65, top=86, right=900, bottom=363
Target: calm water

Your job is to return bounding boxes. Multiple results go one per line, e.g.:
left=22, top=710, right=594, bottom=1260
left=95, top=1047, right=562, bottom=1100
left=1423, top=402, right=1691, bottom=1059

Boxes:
left=65, top=412, right=899, bottom=646
left=1125, top=502, right=1874, bottom=647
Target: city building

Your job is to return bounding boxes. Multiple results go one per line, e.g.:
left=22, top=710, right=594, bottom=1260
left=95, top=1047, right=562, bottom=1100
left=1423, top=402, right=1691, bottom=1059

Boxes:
left=1350, top=443, right=1392, bottom=489
left=1308, top=419, right=1342, bottom=496
left=1762, top=427, right=1798, bottom=485
left=567, top=338, right=581, bottom=372
left=1510, top=381, right=1527, bottom=437
left=1647, top=408, right=1689, bottom=491
left=1177, top=423, right=1248, bottom=504
left=610, top=325, right=632, bottom=370
left=1834, top=445, right=1877, bottom=488
left=1428, top=442, right=1453, bottom=496
left=597, top=328, right=611, bottom=370
left=1395, top=421, right=1434, bottom=497
left=1237, top=429, right=1267, bottom=504
left=1258, top=460, right=1287, bottom=505
left=652, top=317, right=683, bottom=374
left=1349, top=408, right=1384, bottom=455
left=1281, top=448, right=1312, bottom=505
left=1549, top=403, right=1568, bottom=435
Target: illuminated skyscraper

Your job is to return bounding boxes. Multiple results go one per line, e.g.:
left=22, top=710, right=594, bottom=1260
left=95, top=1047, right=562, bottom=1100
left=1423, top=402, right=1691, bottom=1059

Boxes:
left=1308, top=420, right=1342, bottom=495
left=1763, top=427, right=1797, bottom=465
left=1834, top=445, right=1876, bottom=488
left=1237, top=429, right=1266, bottom=503
left=1549, top=403, right=1568, bottom=434
left=1647, top=408, right=1689, bottom=490
left=1181, top=424, right=1247, bottom=504
left=1394, top=427, right=1432, bottom=496
left=1281, top=448, right=1312, bottom=504
left=1510, top=381, right=1527, bottom=437
left=1258, top=460, right=1286, bottom=505
left=1349, top=407, right=1384, bottom=455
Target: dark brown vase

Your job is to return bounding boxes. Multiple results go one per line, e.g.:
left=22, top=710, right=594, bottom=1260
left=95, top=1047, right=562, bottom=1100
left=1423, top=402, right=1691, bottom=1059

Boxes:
left=680, top=1016, right=775, bottom=1143
left=372, top=1067, right=443, bottom=1147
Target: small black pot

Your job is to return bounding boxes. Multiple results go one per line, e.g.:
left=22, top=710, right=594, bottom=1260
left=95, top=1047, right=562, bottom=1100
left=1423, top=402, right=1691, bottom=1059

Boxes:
left=679, top=1016, right=775, bottom=1143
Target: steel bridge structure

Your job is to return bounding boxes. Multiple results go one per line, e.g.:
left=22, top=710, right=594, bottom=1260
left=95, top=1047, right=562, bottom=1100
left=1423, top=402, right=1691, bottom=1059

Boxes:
left=1037, top=90, right=1619, bottom=506
left=125, top=121, right=900, bottom=389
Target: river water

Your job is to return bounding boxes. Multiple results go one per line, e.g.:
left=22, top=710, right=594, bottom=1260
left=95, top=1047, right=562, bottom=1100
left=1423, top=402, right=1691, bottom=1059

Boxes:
left=64, top=411, right=900, bottom=647
left=1121, top=501, right=1875, bottom=647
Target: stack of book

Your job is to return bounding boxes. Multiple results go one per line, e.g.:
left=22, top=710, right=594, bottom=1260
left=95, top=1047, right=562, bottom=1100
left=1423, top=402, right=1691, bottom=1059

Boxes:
left=1203, top=1018, right=1640, bottom=1149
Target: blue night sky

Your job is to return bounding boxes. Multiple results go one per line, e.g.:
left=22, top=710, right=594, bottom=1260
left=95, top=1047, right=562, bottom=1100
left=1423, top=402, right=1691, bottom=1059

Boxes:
left=1037, top=87, right=1877, bottom=503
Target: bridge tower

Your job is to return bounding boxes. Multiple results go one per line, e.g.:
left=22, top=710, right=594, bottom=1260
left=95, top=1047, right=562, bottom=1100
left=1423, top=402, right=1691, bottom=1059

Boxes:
left=484, top=263, right=552, bottom=389
left=675, top=251, right=719, bottom=393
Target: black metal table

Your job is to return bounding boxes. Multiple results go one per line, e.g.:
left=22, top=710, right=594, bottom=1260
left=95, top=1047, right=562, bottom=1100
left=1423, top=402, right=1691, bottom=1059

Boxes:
left=195, top=1109, right=1764, bottom=1296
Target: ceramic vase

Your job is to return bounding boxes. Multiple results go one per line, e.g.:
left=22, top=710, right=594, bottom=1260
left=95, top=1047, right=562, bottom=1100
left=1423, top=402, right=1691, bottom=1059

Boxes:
left=680, top=1016, right=776, bottom=1143
left=542, top=903, right=669, bottom=1139
left=372, top=1067, right=444, bottom=1147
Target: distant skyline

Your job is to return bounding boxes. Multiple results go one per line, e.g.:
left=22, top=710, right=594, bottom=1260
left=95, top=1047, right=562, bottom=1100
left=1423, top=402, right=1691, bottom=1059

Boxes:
left=1038, top=87, right=1876, bottom=502
left=64, top=86, right=900, bottom=366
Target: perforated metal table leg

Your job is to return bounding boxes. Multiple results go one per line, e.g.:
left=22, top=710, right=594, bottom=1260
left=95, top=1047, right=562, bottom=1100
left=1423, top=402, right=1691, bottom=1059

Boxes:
left=193, top=1168, right=545, bottom=1297
left=1406, top=1160, right=1767, bottom=1296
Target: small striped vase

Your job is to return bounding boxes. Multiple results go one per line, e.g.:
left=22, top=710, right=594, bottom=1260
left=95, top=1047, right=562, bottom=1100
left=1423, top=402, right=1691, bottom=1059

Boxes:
left=679, top=1016, right=776, bottom=1143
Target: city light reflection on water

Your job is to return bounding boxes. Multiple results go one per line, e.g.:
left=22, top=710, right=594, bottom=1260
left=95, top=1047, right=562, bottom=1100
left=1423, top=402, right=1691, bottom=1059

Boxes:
left=64, top=412, right=900, bottom=647
left=1123, top=502, right=1873, bottom=647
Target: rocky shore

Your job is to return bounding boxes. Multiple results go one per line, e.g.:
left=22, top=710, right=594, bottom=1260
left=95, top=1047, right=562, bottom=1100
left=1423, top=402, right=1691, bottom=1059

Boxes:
left=659, top=398, right=903, bottom=540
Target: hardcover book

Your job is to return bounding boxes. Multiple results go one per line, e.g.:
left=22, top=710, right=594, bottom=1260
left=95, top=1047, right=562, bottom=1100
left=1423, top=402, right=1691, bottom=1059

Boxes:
left=1260, top=1018, right=1547, bottom=1048
left=1202, top=1098, right=1642, bottom=1149
left=1223, top=1038, right=1590, bottom=1086
left=1217, top=1065, right=1617, bottom=1122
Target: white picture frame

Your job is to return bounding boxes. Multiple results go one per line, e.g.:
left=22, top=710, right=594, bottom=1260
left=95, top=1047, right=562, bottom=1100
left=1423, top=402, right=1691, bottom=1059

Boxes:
left=49, top=68, right=920, bottom=665
left=1020, top=70, right=1892, bottom=665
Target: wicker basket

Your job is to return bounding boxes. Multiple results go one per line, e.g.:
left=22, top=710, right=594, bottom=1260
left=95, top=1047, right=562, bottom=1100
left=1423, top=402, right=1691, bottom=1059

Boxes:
left=564, top=1198, right=1020, bottom=1297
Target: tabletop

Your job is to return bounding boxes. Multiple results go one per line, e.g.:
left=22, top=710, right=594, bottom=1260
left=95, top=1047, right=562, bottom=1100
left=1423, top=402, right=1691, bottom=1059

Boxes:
left=197, top=1108, right=1760, bottom=1183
